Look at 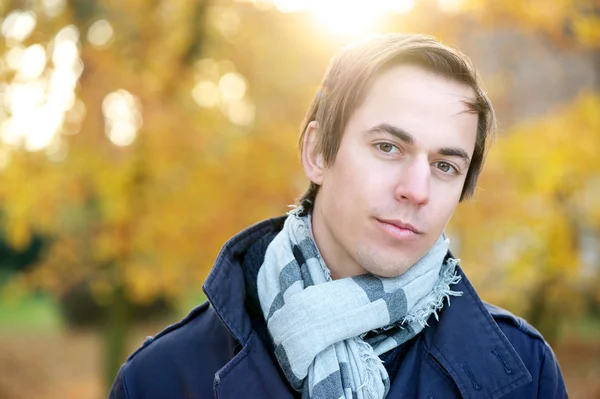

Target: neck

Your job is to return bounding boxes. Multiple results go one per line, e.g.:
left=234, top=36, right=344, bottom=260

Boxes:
left=309, top=203, right=367, bottom=280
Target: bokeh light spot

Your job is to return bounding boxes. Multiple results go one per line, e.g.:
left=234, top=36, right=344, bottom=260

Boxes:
left=42, top=0, right=66, bottom=18
left=192, top=81, right=219, bottom=108
left=102, top=90, right=143, bottom=147
left=5, top=45, right=25, bottom=70
left=218, top=72, right=247, bottom=102
left=17, top=44, right=47, bottom=81
left=87, top=19, right=114, bottom=48
left=1, top=11, right=37, bottom=43
left=227, top=99, right=255, bottom=126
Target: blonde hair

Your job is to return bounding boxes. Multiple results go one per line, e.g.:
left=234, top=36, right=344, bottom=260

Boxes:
left=298, top=33, right=496, bottom=208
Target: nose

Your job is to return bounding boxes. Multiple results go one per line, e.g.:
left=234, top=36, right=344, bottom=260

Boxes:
left=394, top=157, right=430, bottom=207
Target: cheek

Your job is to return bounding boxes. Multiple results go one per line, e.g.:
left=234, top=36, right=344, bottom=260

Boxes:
left=337, top=146, right=392, bottom=191
left=326, top=148, right=370, bottom=196
left=430, top=187, right=462, bottom=226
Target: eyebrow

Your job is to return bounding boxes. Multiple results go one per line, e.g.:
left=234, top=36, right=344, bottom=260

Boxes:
left=438, top=147, right=471, bottom=166
left=365, top=123, right=472, bottom=165
left=366, top=123, right=415, bottom=145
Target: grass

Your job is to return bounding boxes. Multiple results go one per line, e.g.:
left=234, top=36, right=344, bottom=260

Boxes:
left=0, top=294, right=62, bottom=332
left=0, top=292, right=208, bottom=333
left=561, top=315, right=600, bottom=342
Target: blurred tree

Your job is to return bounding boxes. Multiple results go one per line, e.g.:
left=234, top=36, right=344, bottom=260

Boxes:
left=0, top=228, right=44, bottom=278
left=450, top=94, right=600, bottom=344
left=0, top=0, right=308, bottom=389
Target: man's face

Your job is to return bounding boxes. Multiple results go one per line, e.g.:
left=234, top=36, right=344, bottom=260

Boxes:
left=305, top=65, right=478, bottom=278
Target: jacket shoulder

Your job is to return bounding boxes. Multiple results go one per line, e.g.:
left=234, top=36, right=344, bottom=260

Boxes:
left=483, top=302, right=568, bottom=398
left=110, top=301, right=237, bottom=399
left=483, top=302, right=544, bottom=341
left=127, top=301, right=211, bottom=361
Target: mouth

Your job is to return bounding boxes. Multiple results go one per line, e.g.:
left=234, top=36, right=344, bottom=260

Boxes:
left=375, top=218, right=423, bottom=239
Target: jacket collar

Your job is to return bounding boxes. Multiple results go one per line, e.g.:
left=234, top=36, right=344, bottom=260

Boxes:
left=203, top=217, right=531, bottom=398
left=203, top=216, right=285, bottom=344
left=203, top=217, right=290, bottom=398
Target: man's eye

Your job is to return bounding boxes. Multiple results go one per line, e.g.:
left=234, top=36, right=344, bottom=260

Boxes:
left=376, top=143, right=398, bottom=153
left=433, top=161, right=458, bottom=174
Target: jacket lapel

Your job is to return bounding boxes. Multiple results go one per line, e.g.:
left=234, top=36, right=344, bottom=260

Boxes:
left=213, top=333, right=295, bottom=399
left=203, top=217, right=289, bottom=399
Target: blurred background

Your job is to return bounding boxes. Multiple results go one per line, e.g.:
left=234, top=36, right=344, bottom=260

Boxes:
left=0, top=0, right=598, bottom=398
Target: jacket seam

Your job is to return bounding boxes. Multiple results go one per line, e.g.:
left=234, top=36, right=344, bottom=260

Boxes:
left=537, top=342, right=550, bottom=394
left=122, top=363, right=132, bottom=399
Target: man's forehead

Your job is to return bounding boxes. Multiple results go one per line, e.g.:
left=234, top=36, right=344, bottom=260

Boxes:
left=346, top=65, right=479, bottom=153
left=362, top=64, right=476, bottom=108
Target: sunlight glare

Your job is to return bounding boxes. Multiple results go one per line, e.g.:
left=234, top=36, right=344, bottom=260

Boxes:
left=1, top=80, right=63, bottom=151
left=390, top=0, right=415, bottom=14
left=0, top=24, right=83, bottom=153
left=49, top=68, right=77, bottom=96
left=25, top=104, right=64, bottom=151
left=309, top=1, right=380, bottom=35
left=273, top=0, right=305, bottom=13
left=6, top=81, right=46, bottom=114
left=438, top=0, right=465, bottom=13
left=46, top=86, right=76, bottom=112
left=303, top=0, right=415, bottom=35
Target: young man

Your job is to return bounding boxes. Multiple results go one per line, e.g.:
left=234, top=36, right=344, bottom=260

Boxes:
left=110, top=34, right=567, bottom=398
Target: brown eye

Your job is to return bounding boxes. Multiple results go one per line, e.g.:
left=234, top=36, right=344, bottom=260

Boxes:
left=377, top=143, right=397, bottom=153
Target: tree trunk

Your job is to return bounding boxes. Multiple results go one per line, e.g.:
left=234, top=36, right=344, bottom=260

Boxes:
left=104, top=285, right=130, bottom=391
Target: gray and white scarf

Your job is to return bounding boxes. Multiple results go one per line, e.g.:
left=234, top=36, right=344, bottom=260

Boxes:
left=257, top=208, right=462, bottom=399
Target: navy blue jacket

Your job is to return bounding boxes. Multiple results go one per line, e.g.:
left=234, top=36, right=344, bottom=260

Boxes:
left=109, top=217, right=568, bottom=398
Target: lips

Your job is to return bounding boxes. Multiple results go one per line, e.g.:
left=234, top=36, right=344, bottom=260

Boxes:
left=376, top=218, right=422, bottom=235
left=375, top=218, right=423, bottom=242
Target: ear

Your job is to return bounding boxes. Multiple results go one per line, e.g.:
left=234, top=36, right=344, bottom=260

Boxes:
left=301, top=121, right=325, bottom=185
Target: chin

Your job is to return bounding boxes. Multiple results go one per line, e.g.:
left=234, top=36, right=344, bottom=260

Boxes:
left=357, top=251, right=416, bottom=278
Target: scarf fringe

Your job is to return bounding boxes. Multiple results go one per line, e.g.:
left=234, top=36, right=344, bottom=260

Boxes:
left=355, top=338, right=386, bottom=399
left=402, top=258, right=463, bottom=328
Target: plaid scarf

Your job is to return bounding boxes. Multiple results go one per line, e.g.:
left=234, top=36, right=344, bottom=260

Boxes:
left=257, top=208, right=462, bottom=399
